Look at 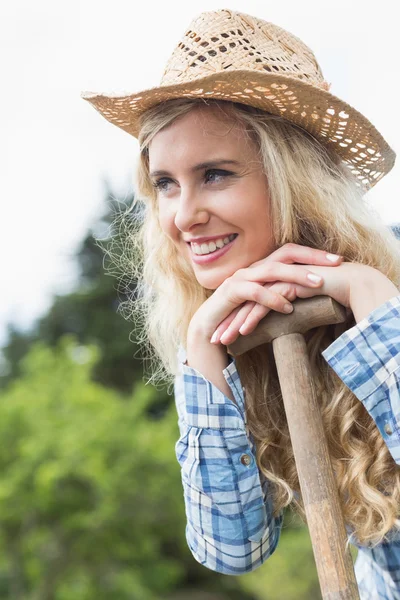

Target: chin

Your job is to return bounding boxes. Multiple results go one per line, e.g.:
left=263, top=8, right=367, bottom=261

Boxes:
left=195, top=267, right=237, bottom=291
left=195, top=276, right=220, bottom=291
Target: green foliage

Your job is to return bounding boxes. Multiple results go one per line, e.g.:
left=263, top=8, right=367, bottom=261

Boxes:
left=0, top=337, right=185, bottom=599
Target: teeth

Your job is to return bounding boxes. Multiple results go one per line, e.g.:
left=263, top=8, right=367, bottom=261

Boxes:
left=192, top=234, right=236, bottom=256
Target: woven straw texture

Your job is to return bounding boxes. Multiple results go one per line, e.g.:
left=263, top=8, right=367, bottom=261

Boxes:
left=81, top=9, right=395, bottom=190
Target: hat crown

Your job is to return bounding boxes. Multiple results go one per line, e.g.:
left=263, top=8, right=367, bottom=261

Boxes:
left=161, top=9, right=327, bottom=90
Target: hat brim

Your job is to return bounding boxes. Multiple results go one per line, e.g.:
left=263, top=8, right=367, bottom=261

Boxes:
left=81, top=69, right=395, bottom=190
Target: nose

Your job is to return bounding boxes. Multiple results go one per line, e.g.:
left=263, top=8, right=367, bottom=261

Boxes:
left=174, top=188, right=210, bottom=232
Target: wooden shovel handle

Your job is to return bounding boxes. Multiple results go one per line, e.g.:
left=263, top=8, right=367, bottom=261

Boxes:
left=273, top=334, right=359, bottom=599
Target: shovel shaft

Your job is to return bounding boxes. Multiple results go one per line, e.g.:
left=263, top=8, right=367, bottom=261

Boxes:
left=273, top=333, right=359, bottom=600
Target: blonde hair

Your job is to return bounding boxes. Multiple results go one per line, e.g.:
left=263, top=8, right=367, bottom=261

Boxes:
left=113, top=97, right=400, bottom=546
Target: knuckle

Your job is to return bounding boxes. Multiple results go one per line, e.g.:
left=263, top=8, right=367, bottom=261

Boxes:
left=278, top=282, right=294, bottom=297
left=269, top=291, right=285, bottom=309
left=233, top=268, right=245, bottom=279
left=283, top=242, right=297, bottom=250
left=280, top=243, right=298, bottom=259
left=281, top=242, right=297, bottom=255
left=251, top=285, right=264, bottom=304
left=222, top=279, right=236, bottom=300
left=224, top=276, right=237, bottom=293
left=263, top=261, right=275, bottom=276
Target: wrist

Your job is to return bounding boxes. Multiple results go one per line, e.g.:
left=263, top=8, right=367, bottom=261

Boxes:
left=187, top=319, right=211, bottom=346
left=185, top=326, right=234, bottom=401
left=187, top=323, right=229, bottom=363
left=350, top=266, right=399, bottom=323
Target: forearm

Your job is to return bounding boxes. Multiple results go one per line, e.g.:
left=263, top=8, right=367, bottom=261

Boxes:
left=186, top=325, right=235, bottom=402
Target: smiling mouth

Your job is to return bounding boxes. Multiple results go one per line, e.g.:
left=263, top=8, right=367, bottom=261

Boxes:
left=188, top=234, right=238, bottom=265
left=189, top=234, right=238, bottom=256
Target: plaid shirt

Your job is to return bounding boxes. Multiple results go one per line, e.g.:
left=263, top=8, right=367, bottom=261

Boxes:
left=174, top=295, right=400, bottom=599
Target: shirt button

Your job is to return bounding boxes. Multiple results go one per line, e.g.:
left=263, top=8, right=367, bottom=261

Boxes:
left=384, top=423, right=393, bottom=435
left=240, top=453, right=252, bottom=466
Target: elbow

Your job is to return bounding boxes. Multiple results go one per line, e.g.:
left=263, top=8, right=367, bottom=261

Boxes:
left=185, top=519, right=281, bottom=576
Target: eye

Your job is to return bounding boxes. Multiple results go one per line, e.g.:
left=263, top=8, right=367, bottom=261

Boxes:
left=204, top=168, right=232, bottom=183
left=152, top=168, right=234, bottom=193
left=152, top=177, right=172, bottom=192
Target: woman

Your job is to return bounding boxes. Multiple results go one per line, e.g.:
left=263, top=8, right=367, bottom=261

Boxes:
left=82, top=9, right=400, bottom=598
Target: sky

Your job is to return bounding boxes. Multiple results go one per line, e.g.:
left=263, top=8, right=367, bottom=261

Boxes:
left=1, top=0, right=399, bottom=346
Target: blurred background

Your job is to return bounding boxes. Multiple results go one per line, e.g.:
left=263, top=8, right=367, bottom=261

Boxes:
left=0, top=1, right=399, bottom=598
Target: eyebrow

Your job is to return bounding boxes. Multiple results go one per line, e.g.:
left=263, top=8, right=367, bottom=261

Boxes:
left=149, top=159, right=241, bottom=178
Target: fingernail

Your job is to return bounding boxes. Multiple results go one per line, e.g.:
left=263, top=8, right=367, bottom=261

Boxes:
left=219, top=333, right=228, bottom=344
left=284, top=303, right=294, bottom=313
left=307, top=273, right=322, bottom=284
left=239, top=324, right=247, bottom=334
left=326, top=253, right=340, bottom=262
left=210, top=331, right=218, bottom=344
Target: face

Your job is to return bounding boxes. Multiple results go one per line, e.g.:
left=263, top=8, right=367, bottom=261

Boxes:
left=148, top=105, right=275, bottom=290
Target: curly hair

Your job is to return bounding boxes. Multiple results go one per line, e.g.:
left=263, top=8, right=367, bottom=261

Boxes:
left=109, top=97, right=400, bottom=546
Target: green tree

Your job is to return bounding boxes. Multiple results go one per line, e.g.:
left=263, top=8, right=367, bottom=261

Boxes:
left=1, top=189, right=144, bottom=395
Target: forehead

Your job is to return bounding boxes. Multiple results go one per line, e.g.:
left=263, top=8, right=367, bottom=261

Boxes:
left=148, top=105, right=253, bottom=167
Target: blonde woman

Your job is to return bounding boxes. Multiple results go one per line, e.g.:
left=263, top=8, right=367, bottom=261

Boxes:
left=82, top=10, right=400, bottom=599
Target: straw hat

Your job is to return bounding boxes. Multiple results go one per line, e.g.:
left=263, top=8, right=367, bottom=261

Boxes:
left=81, top=9, right=395, bottom=190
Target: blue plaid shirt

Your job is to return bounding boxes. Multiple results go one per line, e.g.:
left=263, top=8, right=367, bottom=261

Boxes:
left=174, top=295, right=400, bottom=599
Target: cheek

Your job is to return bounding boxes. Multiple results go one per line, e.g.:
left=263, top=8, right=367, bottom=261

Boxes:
left=157, top=203, right=172, bottom=233
left=157, top=205, right=180, bottom=246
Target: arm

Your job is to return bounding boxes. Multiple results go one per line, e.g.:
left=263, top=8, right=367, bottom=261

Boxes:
left=322, top=295, right=400, bottom=592
left=322, top=294, right=400, bottom=463
left=174, top=347, right=282, bottom=575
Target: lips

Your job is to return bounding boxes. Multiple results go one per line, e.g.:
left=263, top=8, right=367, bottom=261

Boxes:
left=189, top=234, right=238, bottom=265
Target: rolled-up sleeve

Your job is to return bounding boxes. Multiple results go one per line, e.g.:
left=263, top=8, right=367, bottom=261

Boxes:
left=174, top=346, right=282, bottom=575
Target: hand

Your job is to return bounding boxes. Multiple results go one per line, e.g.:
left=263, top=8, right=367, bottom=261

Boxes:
left=188, top=243, right=343, bottom=344
left=213, top=261, right=400, bottom=345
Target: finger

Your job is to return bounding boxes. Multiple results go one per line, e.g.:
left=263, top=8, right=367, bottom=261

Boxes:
left=274, top=244, right=343, bottom=266
left=211, top=305, right=249, bottom=343
left=245, top=261, right=325, bottom=288
left=206, top=278, right=293, bottom=339
left=215, top=302, right=256, bottom=344
left=226, top=301, right=256, bottom=333
left=292, top=283, right=325, bottom=299
left=239, top=282, right=297, bottom=335
left=250, top=243, right=343, bottom=268
left=267, top=281, right=298, bottom=302
left=225, top=280, right=294, bottom=316
left=238, top=302, right=270, bottom=335
left=220, top=286, right=293, bottom=345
